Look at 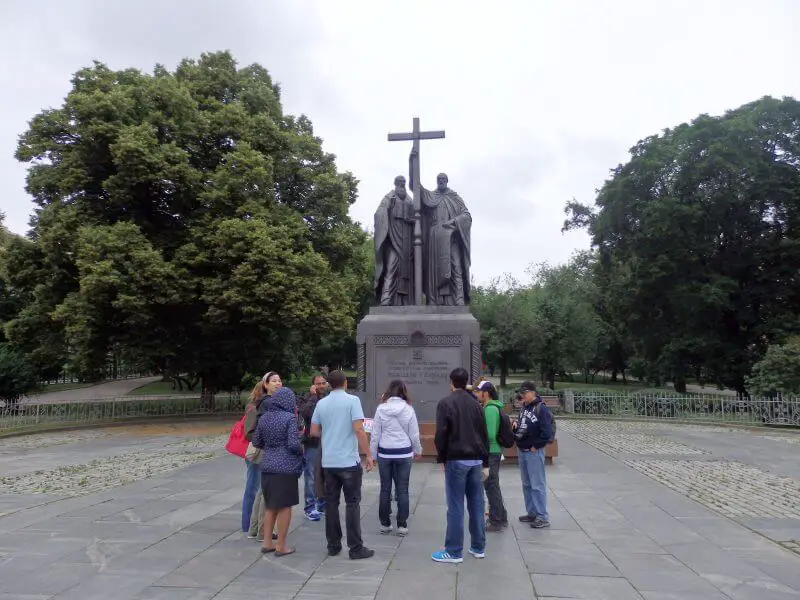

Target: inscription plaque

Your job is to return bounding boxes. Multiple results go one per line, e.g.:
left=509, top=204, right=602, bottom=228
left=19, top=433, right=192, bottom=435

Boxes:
left=355, top=306, right=481, bottom=423
left=373, top=346, right=462, bottom=420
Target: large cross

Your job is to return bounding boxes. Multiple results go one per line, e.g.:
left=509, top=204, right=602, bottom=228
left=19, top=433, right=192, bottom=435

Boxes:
left=388, top=118, right=445, bottom=305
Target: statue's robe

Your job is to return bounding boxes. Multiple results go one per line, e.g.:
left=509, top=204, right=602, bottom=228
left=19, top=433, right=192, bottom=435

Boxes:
left=419, top=186, right=471, bottom=305
left=374, top=191, right=415, bottom=305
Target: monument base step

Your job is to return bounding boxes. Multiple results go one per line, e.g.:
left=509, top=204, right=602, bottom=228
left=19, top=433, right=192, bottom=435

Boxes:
left=417, top=422, right=558, bottom=463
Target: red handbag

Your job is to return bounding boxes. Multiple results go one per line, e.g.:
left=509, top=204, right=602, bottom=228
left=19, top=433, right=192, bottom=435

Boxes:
left=225, top=416, right=249, bottom=458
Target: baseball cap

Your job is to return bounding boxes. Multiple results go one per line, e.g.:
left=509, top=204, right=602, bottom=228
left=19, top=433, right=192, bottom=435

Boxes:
left=519, top=380, right=537, bottom=392
left=477, top=380, right=496, bottom=394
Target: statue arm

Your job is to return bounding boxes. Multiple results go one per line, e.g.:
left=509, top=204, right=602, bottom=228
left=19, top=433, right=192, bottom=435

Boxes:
left=374, top=198, right=391, bottom=248
left=453, top=206, right=472, bottom=230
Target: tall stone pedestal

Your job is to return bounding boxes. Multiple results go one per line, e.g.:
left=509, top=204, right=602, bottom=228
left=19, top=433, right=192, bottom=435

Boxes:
left=355, top=306, right=481, bottom=422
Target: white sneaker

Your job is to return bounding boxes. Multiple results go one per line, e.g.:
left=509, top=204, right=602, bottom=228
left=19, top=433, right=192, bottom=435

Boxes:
left=396, top=526, right=409, bottom=536
left=468, top=547, right=485, bottom=559
left=380, top=524, right=394, bottom=534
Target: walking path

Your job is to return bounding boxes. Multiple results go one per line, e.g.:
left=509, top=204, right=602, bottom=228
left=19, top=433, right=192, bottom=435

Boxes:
left=0, top=419, right=799, bottom=599
left=25, top=376, right=163, bottom=404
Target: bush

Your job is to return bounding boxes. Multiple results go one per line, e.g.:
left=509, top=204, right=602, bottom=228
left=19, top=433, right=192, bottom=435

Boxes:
left=0, top=344, right=39, bottom=404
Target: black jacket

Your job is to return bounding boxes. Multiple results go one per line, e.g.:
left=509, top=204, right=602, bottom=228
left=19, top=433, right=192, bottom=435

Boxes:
left=298, top=392, right=321, bottom=447
left=514, top=399, right=553, bottom=450
left=434, top=389, right=489, bottom=467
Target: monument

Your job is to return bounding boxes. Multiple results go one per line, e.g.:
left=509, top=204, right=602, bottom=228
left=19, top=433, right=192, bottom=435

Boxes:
left=356, top=118, right=481, bottom=422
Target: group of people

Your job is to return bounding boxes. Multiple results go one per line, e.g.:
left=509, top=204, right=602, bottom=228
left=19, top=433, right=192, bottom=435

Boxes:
left=236, top=366, right=554, bottom=564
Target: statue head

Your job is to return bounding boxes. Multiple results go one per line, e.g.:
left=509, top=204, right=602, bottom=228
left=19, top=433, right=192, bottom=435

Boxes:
left=436, top=173, right=449, bottom=192
left=394, top=175, right=407, bottom=199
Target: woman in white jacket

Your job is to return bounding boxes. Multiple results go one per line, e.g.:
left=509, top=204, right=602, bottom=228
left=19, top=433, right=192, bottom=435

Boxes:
left=370, top=379, right=422, bottom=536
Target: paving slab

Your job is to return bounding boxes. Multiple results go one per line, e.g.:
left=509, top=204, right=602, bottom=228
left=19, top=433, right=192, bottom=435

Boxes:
left=1, top=419, right=799, bottom=599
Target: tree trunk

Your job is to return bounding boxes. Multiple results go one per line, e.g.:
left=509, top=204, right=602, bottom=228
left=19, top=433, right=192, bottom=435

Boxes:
left=611, top=368, right=618, bottom=382
left=547, top=368, right=556, bottom=392
left=622, top=369, right=627, bottom=385
left=499, top=356, right=508, bottom=389
left=201, top=375, right=218, bottom=410
left=673, top=376, right=687, bottom=394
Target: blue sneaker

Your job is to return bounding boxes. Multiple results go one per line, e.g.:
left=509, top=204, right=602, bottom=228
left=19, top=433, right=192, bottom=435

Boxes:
left=431, top=550, right=463, bottom=563
left=468, top=547, right=485, bottom=559
left=305, top=509, right=322, bottom=522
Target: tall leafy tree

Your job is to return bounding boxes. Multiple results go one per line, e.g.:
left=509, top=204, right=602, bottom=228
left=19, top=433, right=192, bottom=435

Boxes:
left=746, top=336, right=800, bottom=396
left=471, top=276, right=530, bottom=388
left=565, top=96, right=800, bottom=393
left=6, top=52, right=368, bottom=389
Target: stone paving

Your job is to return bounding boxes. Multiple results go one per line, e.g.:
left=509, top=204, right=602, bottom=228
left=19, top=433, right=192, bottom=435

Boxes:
left=0, top=419, right=799, bottom=598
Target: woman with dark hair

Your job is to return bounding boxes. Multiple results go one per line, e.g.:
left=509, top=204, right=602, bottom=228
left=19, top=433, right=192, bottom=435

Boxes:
left=252, top=386, right=303, bottom=556
left=243, top=372, right=282, bottom=540
left=369, top=379, right=422, bottom=536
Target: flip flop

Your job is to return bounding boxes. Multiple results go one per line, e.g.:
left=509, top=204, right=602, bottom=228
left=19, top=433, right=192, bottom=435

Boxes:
left=260, top=547, right=276, bottom=554
left=275, top=547, right=296, bottom=557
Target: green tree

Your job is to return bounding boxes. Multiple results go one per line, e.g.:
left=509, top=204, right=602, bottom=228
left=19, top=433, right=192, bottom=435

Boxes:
left=524, top=256, right=603, bottom=390
left=471, top=276, right=529, bottom=388
left=746, top=336, right=800, bottom=396
left=0, top=344, right=39, bottom=405
left=6, top=52, right=368, bottom=390
left=565, top=96, right=800, bottom=393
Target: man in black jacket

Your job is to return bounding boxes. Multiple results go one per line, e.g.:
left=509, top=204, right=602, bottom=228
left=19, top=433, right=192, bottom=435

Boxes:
left=513, top=381, right=553, bottom=528
left=431, top=368, right=489, bottom=564
left=299, top=374, right=328, bottom=521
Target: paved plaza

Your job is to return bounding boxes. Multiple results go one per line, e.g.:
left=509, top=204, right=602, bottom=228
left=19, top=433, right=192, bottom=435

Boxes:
left=1, top=419, right=799, bottom=599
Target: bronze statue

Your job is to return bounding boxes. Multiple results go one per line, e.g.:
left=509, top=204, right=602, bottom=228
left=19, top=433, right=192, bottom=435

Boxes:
left=409, top=152, right=471, bottom=306
left=374, top=175, right=415, bottom=305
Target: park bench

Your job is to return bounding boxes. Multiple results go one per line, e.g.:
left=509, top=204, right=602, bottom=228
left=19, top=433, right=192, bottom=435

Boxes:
left=415, top=395, right=560, bottom=464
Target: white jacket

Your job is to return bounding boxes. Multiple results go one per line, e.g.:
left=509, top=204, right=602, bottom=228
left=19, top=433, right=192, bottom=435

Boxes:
left=369, top=397, right=423, bottom=459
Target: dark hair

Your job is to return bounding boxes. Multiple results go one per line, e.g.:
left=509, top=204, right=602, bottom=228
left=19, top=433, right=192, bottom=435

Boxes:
left=449, top=367, right=469, bottom=389
left=383, top=379, right=410, bottom=403
left=327, top=370, right=347, bottom=390
left=310, top=373, right=326, bottom=386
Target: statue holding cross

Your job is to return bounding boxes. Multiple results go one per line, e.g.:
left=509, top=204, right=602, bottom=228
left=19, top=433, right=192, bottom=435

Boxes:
left=385, top=118, right=472, bottom=306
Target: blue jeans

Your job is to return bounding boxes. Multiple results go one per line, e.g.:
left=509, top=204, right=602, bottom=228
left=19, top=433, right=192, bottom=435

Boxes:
left=303, top=446, right=325, bottom=513
left=519, top=448, right=549, bottom=520
left=444, top=461, right=485, bottom=556
left=242, top=459, right=260, bottom=532
left=378, top=457, right=412, bottom=527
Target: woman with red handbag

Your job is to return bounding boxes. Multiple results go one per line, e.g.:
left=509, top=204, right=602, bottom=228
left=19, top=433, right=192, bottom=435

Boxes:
left=237, top=371, right=282, bottom=534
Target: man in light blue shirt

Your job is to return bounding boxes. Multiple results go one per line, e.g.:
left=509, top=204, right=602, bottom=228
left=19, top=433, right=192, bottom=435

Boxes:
left=310, top=370, right=375, bottom=560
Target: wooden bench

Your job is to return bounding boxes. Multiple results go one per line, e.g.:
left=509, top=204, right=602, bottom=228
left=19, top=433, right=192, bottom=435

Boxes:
left=416, top=396, right=559, bottom=464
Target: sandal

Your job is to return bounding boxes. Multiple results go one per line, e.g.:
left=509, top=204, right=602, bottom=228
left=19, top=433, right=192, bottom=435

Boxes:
left=275, top=547, right=296, bottom=557
left=260, top=547, right=276, bottom=554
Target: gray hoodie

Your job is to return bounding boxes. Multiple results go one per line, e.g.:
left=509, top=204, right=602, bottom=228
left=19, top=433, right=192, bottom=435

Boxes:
left=370, top=397, right=423, bottom=459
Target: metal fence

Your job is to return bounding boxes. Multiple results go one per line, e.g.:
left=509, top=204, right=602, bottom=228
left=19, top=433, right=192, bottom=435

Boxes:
left=562, top=391, right=800, bottom=426
left=0, top=393, right=246, bottom=435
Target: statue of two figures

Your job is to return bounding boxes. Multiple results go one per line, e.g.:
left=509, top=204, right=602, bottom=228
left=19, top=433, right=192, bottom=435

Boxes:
left=374, top=148, right=472, bottom=307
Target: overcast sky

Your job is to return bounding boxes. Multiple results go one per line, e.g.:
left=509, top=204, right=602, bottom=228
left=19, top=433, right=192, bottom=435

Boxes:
left=1, top=1, right=797, bottom=284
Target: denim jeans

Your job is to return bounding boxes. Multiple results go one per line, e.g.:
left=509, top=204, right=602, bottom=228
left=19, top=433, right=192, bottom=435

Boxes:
left=484, top=454, right=508, bottom=525
left=303, top=446, right=325, bottom=513
left=324, top=466, right=364, bottom=553
left=519, top=447, right=549, bottom=520
left=242, top=459, right=260, bottom=532
left=444, top=461, right=485, bottom=556
left=378, top=457, right=412, bottom=527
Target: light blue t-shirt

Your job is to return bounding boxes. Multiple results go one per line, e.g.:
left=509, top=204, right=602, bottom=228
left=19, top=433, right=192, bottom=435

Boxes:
left=311, top=389, right=365, bottom=469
